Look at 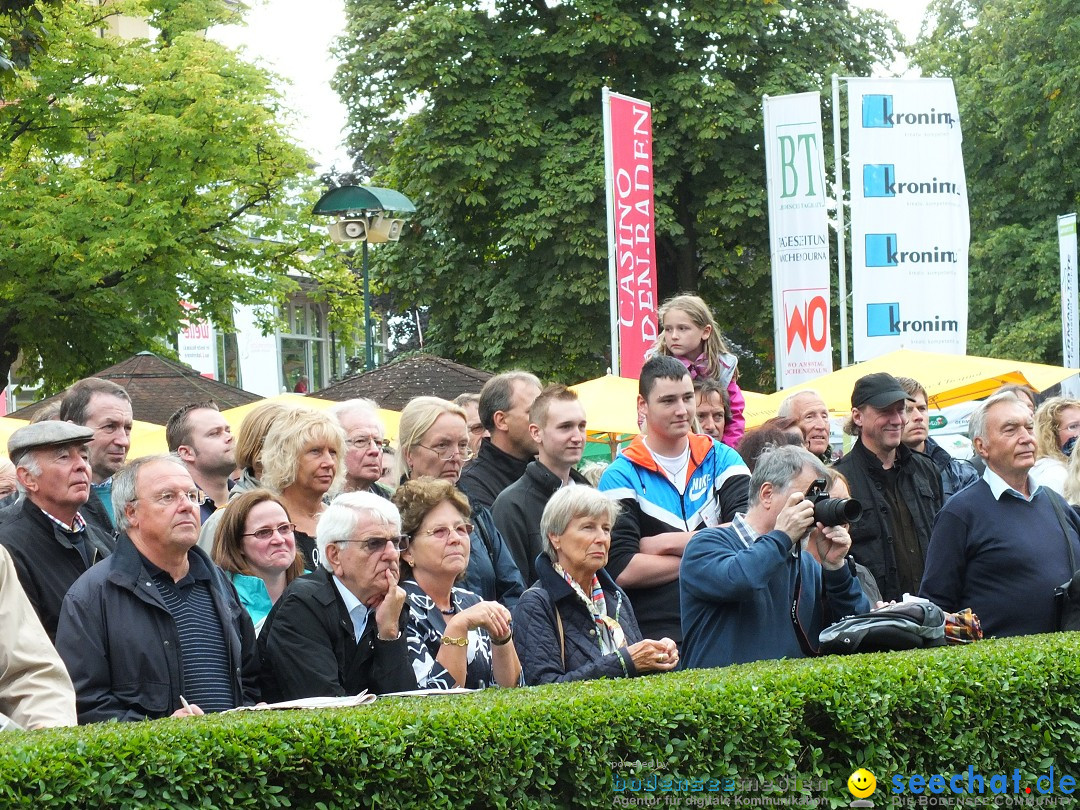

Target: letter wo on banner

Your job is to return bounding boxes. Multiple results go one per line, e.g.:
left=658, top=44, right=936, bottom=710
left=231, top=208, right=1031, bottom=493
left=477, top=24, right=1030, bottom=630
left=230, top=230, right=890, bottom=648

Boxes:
left=763, top=92, right=833, bottom=388
left=848, top=78, right=970, bottom=361
left=604, top=89, right=658, bottom=378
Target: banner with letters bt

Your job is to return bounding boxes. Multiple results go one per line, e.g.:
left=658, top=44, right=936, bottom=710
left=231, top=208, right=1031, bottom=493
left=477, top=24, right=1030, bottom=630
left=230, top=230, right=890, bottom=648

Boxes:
left=763, top=92, right=834, bottom=388
left=848, top=78, right=969, bottom=361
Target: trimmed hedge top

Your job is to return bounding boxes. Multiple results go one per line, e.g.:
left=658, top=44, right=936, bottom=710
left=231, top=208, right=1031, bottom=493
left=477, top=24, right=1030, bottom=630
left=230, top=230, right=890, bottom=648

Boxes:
left=2, top=634, right=1079, bottom=808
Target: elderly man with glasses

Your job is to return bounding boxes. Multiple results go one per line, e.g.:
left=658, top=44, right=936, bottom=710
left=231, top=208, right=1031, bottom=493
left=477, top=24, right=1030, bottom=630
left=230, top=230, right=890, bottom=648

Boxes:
left=258, top=491, right=417, bottom=701
left=55, top=455, right=260, bottom=723
left=329, top=399, right=394, bottom=498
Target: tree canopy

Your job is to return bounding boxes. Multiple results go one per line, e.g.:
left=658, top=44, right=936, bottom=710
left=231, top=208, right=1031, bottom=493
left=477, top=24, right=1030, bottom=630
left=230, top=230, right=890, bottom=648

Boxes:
left=334, top=0, right=899, bottom=386
left=0, top=0, right=359, bottom=391
left=915, top=0, right=1080, bottom=364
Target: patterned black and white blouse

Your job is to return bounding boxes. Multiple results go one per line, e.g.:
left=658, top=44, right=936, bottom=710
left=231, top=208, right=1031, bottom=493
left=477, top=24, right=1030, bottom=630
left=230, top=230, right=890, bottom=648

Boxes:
left=401, top=580, right=495, bottom=689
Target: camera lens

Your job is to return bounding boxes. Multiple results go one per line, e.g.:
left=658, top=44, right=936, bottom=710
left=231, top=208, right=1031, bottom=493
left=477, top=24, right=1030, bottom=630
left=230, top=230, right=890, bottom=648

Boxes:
left=813, top=497, right=863, bottom=526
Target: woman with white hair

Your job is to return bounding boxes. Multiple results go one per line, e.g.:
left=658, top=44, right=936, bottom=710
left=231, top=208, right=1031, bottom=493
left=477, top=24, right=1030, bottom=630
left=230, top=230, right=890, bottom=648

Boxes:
left=512, top=485, right=679, bottom=685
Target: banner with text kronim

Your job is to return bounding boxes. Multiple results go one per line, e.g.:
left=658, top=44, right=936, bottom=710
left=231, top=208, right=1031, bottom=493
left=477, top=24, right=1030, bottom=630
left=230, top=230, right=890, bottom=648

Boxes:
left=603, top=89, right=658, bottom=378
left=848, top=78, right=969, bottom=361
left=763, top=92, right=834, bottom=388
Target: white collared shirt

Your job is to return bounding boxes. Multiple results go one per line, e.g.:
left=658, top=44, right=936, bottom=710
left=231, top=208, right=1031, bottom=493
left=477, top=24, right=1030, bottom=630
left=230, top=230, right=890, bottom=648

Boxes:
left=983, top=466, right=1041, bottom=503
left=331, top=575, right=369, bottom=643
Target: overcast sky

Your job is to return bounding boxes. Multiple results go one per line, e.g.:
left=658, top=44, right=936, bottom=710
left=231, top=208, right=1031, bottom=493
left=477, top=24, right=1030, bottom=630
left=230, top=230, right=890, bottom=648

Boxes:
left=212, top=1, right=931, bottom=174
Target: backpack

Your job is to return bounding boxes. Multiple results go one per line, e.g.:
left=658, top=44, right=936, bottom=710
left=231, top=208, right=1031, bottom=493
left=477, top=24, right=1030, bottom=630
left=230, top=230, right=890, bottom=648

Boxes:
left=818, top=601, right=947, bottom=654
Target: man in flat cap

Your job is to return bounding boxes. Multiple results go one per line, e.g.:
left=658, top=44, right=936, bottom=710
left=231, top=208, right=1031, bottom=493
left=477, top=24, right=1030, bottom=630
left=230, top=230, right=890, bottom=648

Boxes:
left=833, top=372, right=943, bottom=602
left=0, top=421, right=116, bottom=640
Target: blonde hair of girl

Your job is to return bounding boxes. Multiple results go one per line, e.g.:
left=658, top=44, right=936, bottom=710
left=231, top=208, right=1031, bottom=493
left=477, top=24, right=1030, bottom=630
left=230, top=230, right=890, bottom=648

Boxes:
left=653, top=294, right=731, bottom=379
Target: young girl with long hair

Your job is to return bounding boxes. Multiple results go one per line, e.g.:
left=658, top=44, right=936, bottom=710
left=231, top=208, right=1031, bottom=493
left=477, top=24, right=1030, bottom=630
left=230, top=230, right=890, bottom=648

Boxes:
left=652, top=294, right=745, bottom=446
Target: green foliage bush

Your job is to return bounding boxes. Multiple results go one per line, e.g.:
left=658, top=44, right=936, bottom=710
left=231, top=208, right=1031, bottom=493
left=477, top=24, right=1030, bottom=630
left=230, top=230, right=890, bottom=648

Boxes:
left=2, top=635, right=1079, bottom=808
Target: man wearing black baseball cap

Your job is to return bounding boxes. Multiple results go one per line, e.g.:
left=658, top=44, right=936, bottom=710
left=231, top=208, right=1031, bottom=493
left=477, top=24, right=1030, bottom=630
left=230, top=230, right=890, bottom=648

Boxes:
left=833, top=372, right=943, bottom=601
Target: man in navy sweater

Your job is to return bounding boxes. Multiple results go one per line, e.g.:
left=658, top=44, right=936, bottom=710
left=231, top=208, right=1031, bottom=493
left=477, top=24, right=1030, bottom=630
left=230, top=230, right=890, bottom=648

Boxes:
left=681, top=445, right=870, bottom=669
left=920, top=392, right=1080, bottom=636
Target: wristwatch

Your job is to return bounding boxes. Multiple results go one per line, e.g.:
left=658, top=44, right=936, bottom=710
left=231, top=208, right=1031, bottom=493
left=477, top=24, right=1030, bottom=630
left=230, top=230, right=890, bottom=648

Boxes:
left=441, top=635, right=468, bottom=647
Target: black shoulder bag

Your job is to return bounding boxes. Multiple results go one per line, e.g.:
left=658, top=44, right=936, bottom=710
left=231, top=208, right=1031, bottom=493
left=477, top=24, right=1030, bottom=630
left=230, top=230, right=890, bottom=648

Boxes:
left=1048, top=494, right=1080, bottom=632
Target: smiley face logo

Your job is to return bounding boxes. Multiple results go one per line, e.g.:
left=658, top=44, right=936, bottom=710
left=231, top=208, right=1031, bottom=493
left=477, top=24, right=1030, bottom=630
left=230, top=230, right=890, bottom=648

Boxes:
left=847, top=768, right=876, bottom=798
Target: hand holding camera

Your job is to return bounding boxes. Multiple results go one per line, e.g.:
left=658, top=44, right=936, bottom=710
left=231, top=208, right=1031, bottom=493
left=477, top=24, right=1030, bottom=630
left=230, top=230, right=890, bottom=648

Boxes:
left=774, top=492, right=817, bottom=545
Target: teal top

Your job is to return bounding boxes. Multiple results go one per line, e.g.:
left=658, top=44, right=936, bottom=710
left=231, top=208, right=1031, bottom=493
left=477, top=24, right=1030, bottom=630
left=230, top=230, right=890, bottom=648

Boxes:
left=91, top=480, right=115, bottom=526
left=228, top=573, right=275, bottom=634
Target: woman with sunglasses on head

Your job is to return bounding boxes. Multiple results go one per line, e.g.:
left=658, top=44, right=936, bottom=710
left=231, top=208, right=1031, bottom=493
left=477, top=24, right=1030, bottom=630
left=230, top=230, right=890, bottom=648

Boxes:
left=396, top=397, right=525, bottom=609
left=212, top=490, right=305, bottom=635
left=393, top=478, right=522, bottom=689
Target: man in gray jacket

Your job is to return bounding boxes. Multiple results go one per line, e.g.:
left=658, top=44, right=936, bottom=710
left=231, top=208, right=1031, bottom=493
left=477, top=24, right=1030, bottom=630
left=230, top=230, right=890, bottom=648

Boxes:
left=56, top=455, right=259, bottom=723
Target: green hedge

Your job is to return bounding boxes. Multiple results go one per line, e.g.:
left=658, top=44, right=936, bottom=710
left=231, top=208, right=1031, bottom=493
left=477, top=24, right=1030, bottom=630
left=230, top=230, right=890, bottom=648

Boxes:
left=3, top=634, right=1080, bottom=808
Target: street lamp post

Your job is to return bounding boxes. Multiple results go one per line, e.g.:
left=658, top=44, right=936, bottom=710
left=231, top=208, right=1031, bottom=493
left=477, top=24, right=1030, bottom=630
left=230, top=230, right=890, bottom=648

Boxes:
left=312, top=184, right=416, bottom=371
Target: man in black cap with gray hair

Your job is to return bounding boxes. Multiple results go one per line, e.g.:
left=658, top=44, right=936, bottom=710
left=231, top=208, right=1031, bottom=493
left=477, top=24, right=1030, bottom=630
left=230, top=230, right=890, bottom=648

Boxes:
left=0, top=421, right=116, bottom=639
left=833, top=372, right=943, bottom=602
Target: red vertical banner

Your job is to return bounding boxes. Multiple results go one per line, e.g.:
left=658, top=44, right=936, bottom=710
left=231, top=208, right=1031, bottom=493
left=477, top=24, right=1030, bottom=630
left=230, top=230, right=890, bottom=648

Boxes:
left=604, top=89, right=658, bottom=378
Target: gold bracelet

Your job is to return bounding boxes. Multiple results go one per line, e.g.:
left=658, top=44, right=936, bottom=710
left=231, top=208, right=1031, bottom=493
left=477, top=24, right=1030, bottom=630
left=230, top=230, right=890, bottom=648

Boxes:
left=440, top=635, right=468, bottom=647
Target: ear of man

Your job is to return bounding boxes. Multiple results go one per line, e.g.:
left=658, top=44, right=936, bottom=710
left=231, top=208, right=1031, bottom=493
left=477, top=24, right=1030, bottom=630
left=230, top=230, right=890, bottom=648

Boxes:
left=14, top=465, right=37, bottom=493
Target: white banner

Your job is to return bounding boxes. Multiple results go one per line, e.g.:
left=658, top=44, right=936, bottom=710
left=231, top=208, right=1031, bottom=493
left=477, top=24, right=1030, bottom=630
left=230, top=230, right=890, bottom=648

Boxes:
left=177, top=301, right=217, bottom=379
left=763, top=92, right=833, bottom=387
left=848, top=78, right=969, bottom=361
left=233, top=303, right=281, bottom=396
left=1060, top=214, right=1079, bottom=368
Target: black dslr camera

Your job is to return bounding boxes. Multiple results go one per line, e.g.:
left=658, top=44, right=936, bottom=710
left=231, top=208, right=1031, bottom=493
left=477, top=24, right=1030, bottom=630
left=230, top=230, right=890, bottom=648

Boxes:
left=805, top=478, right=863, bottom=526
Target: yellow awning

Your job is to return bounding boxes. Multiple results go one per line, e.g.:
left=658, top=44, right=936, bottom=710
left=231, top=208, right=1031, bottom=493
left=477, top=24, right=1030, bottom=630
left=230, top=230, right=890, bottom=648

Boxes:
left=0, top=417, right=29, bottom=457
left=745, top=349, right=1078, bottom=428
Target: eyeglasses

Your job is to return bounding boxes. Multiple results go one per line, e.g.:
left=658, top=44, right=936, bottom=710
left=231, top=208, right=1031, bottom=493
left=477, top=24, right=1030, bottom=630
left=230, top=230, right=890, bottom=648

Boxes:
left=338, top=535, right=410, bottom=554
left=420, top=522, right=473, bottom=542
left=138, top=490, right=206, bottom=508
left=243, top=522, right=296, bottom=542
left=347, top=435, right=391, bottom=451
left=416, top=441, right=473, bottom=462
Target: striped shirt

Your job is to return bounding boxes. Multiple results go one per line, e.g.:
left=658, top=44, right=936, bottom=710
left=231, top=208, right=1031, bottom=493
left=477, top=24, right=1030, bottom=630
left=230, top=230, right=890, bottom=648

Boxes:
left=149, top=553, right=235, bottom=713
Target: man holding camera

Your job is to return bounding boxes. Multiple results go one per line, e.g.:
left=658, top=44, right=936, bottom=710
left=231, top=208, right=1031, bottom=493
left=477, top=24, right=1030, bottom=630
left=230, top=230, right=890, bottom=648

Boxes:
left=680, top=446, right=870, bottom=668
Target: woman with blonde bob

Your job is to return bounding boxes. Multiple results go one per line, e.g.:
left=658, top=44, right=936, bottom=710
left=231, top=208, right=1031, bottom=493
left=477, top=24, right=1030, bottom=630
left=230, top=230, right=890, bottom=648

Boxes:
left=260, top=408, right=346, bottom=569
left=512, top=485, right=678, bottom=685
left=395, top=396, right=524, bottom=607
left=1031, top=397, right=1080, bottom=495
left=212, top=490, right=304, bottom=633
left=393, top=477, right=521, bottom=689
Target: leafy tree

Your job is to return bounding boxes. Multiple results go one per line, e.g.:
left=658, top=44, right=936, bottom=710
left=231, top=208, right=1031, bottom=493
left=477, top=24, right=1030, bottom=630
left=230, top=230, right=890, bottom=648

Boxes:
left=0, top=0, right=59, bottom=74
left=334, top=0, right=898, bottom=386
left=914, top=0, right=1080, bottom=364
left=0, top=0, right=361, bottom=391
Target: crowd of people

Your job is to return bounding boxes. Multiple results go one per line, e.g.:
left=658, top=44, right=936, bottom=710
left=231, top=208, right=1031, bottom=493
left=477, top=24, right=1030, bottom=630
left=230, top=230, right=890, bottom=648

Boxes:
left=1, top=293, right=1078, bottom=730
